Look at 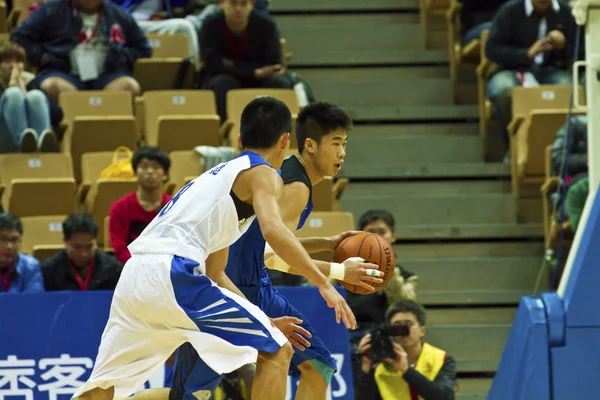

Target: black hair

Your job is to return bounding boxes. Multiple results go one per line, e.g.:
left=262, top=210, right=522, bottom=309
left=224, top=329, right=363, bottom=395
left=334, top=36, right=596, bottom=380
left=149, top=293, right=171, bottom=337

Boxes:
left=296, top=102, right=352, bottom=153
left=132, top=146, right=171, bottom=173
left=0, top=213, right=23, bottom=235
left=63, top=214, right=98, bottom=240
left=240, top=97, right=292, bottom=149
left=385, top=300, right=427, bottom=327
left=358, top=209, right=395, bottom=232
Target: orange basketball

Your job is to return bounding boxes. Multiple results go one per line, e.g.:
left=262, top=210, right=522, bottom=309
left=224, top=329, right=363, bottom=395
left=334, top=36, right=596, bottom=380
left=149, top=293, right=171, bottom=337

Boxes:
left=334, top=231, right=396, bottom=295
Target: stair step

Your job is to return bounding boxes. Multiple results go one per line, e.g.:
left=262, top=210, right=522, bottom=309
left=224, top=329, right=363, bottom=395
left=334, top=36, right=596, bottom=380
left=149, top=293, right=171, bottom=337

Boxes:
left=345, top=130, right=483, bottom=164
left=346, top=181, right=511, bottom=196
left=456, top=379, right=492, bottom=400
left=393, top=223, right=544, bottom=240
left=298, top=67, right=450, bottom=82
left=401, top=257, right=546, bottom=305
left=352, top=122, right=479, bottom=136
left=345, top=104, right=478, bottom=122
left=289, top=48, right=449, bottom=66
left=271, top=0, right=418, bottom=12
left=394, top=242, right=544, bottom=259
left=341, top=162, right=508, bottom=179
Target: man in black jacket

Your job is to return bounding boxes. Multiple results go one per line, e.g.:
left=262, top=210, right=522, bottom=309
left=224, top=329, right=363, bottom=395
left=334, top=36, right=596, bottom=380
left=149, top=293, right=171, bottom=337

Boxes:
left=199, top=0, right=292, bottom=122
left=11, top=0, right=151, bottom=103
left=42, top=214, right=123, bottom=291
left=485, top=0, right=576, bottom=157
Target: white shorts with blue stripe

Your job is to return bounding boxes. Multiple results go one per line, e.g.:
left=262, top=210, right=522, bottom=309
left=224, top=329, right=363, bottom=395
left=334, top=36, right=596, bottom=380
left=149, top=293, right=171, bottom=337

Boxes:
left=72, top=254, right=287, bottom=400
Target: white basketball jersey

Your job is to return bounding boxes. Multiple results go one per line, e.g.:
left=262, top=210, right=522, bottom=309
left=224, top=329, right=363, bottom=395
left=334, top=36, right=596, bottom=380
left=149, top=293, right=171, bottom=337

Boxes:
left=128, top=152, right=270, bottom=267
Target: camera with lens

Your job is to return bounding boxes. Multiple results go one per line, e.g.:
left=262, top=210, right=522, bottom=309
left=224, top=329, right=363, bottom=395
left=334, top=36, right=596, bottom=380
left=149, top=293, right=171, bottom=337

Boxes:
left=366, top=324, right=410, bottom=363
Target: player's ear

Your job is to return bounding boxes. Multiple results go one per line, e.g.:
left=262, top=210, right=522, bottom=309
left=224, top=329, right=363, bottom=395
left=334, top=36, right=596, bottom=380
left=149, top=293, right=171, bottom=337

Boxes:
left=237, top=133, right=242, bottom=149
left=280, top=132, right=290, bottom=149
left=304, top=138, right=315, bottom=154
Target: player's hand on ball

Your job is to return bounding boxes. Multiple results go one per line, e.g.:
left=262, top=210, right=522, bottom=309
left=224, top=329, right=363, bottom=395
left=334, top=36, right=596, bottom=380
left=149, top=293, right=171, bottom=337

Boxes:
left=342, top=257, right=384, bottom=292
left=318, top=282, right=357, bottom=330
left=329, top=230, right=360, bottom=251
left=271, top=316, right=312, bottom=351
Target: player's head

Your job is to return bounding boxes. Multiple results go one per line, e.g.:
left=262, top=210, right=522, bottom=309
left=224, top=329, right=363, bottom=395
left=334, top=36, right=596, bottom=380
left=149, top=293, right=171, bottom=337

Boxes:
left=385, top=300, right=427, bottom=347
left=132, top=146, right=170, bottom=191
left=0, top=213, right=22, bottom=266
left=63, top=213, right=98, bottom=269
left=358, top=209, right=396, bottom=244
left=296, top=102, right=352, bottom=178
left=240, top=96, right=292, bottom=169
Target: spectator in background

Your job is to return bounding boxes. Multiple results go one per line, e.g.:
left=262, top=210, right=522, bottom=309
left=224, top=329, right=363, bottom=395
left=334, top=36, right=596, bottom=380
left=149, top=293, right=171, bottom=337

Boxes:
left=42, top=214, right=123, bottom=291
left=485, top=0, right=576, bottom=163
left=11, top=0, right=151, bottom=103
left=356, top=301, right=457, bottom=400
left=200, top=0, right=292, bottom=122
left=459, top=0, right=507, bottom=44
left=111, top=0, right=200, bottom=64
left=0, top=213, right=45, bottom=293
left=565, top=173, right=589, bottom=231
left=0, top=40, right=58, bottom=153
left=551, top=115, right=588, bottom=178
left=109, top=146, right=172, bottom=264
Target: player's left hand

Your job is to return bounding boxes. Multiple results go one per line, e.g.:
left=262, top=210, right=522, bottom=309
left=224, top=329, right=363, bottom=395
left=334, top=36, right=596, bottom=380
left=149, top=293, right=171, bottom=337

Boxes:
left=329, top=230, right=360, bottom=251
left=271, top=316, right=312, bottom=351
left=383, top=342, right=409, bottom=373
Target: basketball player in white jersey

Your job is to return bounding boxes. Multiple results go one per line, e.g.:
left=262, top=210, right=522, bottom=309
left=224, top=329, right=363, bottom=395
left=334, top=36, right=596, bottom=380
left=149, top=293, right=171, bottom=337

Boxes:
left=72, top=97, right=357, bottom=400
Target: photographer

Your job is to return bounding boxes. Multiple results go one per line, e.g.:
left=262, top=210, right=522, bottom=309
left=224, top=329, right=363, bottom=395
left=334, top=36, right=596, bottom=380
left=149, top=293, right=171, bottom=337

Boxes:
left=356, top=301, right=457, bottom=400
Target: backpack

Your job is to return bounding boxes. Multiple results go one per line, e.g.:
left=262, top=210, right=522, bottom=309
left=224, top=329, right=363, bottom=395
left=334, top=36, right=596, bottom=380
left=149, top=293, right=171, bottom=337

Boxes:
left=99, top=146, right=135, bottom=179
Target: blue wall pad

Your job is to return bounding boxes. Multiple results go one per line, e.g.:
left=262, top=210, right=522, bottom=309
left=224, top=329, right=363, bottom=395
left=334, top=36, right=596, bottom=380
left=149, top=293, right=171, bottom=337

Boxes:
left=487, top=296, right=550, bottom=400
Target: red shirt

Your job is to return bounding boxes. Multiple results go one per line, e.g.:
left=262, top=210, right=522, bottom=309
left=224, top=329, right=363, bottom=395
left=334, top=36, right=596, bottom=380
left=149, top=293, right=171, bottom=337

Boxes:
left=108, top=192, right=172, bottom=264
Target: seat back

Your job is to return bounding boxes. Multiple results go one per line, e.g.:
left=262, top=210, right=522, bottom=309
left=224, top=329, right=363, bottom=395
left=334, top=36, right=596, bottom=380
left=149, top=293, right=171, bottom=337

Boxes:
left=81, top=152, right=118, bottom=183
left=312, top=177, right=334, bottom=211
left=511, top=85, right=582, bottom=117
left=20, top=215, right=67, bottom=255
left=146, top=34, right=190, bottom=58
left=296, top=211, right=354, bottom=261
left=143, top=90, right=217, bottom=145
left=157, top=116, right=221, bottom=153
left=59, top=91, right=133, bottom=124
left=168, top=150, right=205, bottom=192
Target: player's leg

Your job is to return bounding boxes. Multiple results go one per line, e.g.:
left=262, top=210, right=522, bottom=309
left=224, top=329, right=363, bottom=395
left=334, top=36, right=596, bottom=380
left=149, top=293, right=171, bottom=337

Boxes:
left=170, top=256, right=292, bottom=399
left=296, top=360, right=330, bottom=400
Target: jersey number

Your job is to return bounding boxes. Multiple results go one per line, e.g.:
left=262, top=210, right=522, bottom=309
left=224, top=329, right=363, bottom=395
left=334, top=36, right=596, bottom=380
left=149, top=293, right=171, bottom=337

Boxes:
left=158, top=181, right=195, bottom=217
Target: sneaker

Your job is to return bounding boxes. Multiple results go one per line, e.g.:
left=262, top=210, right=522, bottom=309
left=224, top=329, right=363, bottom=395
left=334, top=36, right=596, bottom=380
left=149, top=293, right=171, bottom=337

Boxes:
left=19, top=129, right=38, bottom=153
left=37, top=129, right=59, bottom=152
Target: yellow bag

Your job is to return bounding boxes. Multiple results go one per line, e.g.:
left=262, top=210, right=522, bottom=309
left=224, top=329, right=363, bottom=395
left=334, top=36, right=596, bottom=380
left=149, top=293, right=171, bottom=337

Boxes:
left=99, top=146, right=135, bottom=179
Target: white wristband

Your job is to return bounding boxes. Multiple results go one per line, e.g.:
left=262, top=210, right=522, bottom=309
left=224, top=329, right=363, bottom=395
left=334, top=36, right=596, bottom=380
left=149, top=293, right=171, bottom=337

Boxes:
left=329, top=262, right=345, bottom=280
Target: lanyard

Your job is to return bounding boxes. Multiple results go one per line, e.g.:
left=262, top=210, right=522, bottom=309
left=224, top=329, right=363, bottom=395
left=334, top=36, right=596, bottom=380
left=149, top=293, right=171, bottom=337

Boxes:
left=79, top=14, right=102, bottom=44
left=225, top=25, right=248, bottom=59
left=69, top=260, right=95, bottom=291
left=0, top=264, right=12, bottom=292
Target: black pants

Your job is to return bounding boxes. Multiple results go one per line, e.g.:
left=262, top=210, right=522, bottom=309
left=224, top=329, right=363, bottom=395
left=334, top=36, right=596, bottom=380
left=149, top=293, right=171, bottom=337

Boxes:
left=205, top=73, right=292, bottom=122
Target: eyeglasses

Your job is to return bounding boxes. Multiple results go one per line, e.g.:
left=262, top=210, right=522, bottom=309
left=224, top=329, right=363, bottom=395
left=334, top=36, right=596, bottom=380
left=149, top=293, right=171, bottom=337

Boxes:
left=0, top=236, right=21, bottom=245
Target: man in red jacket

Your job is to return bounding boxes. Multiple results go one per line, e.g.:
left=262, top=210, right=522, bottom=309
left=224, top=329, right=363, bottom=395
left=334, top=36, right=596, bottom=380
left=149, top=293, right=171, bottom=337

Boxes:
left=109, top=146, right=172, bottom=264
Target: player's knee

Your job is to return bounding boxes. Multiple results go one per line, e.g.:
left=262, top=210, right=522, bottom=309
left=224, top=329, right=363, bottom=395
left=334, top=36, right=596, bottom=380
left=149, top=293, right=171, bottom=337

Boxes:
left=273, top=341, right=294, bottom=364
left=298, top=361, right=326, bottom=382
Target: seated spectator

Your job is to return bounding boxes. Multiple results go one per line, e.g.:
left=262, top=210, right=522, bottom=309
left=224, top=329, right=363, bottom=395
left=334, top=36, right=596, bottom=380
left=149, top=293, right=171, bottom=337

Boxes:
left=109, top=146, right=172, bottom=264
left=551, top=115, right=588, bottom=178
left=485, top=0, right=576, bottom=162
left=565, top=173, right=589, bottom=232
left=11, top=0, right=151, bottom=103
left=111, top=0, right=200, bottom=65
left=42, top=214, right=123, bottom=291
left=0, top=40, right=58, bottom=153
left=356, top=301, right=457, bottom=400
left=459, top=0, right=507, bottom=44
left=0, top=213, right=45, bottom=293
left=200, top=0, right=292, bottom=121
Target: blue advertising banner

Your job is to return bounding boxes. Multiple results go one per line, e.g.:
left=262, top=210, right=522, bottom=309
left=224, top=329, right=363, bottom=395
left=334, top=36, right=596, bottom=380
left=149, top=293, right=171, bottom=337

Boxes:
left=0, top=287, right=354, bottom=400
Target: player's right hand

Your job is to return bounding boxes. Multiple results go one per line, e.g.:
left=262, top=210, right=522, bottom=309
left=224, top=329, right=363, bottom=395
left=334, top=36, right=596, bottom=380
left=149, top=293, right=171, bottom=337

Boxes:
left=342, top=257, right=384, bottom=292
left=318, top=282, right=357, bottom=330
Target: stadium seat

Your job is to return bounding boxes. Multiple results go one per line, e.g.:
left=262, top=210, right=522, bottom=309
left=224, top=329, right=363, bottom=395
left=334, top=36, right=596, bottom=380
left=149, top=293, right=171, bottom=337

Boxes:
left=20, top=215, right=66, bottom=255
left=59, top=91, right=136, bottom=181
left=296, top=211, right=354, bottom=261
left=32, top=244, right=64, bottom=263
left=312, top=176, right=349, bottom=212
left=168, top=150, right=205, bottom=193
left=0, top=154, right=77, bottom=217
left=104, top=216, right=112, bottom=252
left=419, top=0, right=450, bottom=49
left=134, top=34, right=196, bottom=92
left=222, top=89, right=299, bottom=150
left=475, top=29, right=496, bottom=160
left=142, top=90, right=220, bottom=152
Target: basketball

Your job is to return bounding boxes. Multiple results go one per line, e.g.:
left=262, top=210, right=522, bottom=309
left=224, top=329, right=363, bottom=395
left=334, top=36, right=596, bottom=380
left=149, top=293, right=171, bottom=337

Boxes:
left=334, top=231, right=396, bottom=295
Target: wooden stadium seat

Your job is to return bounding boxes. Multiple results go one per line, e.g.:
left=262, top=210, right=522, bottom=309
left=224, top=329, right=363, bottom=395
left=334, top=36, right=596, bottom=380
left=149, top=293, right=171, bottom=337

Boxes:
left=104, top=216, right=113, bottom=252
left=0, top=154, right=77, bottom=217
left=32, top=244, right=64, bottom=263
left=476, top=29, right=496, bottom=160
left=20, top=215, right=67, bottom=256
left=58, top=91, right=136, bottom=181
left=168, top=150, right=204, bottom=193
left=222, top=89, right=299, bottom=150
left=134, top=34, right=195, bottom=92
left=312, top=176, right=349, bottom=212
left=419, top=0, right=449, bottom=49
left=296, top=211, right=354, bottom=262
left=142, top=90, right=219, bottom=150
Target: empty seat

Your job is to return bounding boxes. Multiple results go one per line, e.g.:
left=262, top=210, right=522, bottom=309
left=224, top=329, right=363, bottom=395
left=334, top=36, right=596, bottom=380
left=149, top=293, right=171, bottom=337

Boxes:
left=142, top=91, right=219, bottom=151
left=168, top=150, right=204, bottom=193
left=296, top=211, right=354, bottom=261
left=224, top=89, right=299, bottom=149
left=58, top=91, right=136, bottom=181
left=146, top=34, right=190, bottom=58
left=20, top=215, right=67, bottom=255
left=0, top=154, right=77, bottom=217
left=32, top=245, right=64, bottom=263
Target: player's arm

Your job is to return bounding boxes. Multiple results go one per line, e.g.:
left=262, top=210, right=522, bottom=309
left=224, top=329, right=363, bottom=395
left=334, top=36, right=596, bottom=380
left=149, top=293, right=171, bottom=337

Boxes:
left=250, top=167, right=356, bottom=329
left=205, top=247, right=248, bottom=300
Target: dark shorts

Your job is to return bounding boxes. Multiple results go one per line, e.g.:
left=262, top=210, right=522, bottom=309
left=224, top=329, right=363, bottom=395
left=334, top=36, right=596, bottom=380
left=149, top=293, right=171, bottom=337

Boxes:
left=37, top=69, right=133, bottom=91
